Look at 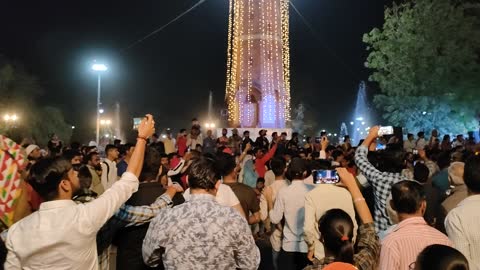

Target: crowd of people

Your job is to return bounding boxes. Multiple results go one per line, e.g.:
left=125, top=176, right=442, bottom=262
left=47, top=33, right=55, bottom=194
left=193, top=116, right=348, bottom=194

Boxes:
left=0, top=115, right=479, bottom=270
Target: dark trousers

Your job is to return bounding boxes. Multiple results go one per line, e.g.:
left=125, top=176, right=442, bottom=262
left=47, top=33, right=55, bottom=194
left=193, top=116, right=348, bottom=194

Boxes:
left=277, top=250, right=310, bottom=270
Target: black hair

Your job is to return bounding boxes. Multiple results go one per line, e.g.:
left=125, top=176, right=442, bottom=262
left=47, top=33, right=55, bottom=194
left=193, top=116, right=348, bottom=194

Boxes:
left=418, top=132, right=425, bottom=138
left=257, top=177, right=265, bottom=184
left=319, top=209, right=354, bottom=264
left=70, top=142, right=81, bottom=151
left=84, top=151, right=99, bottom=164
left=326, top=145, right=336, bottom=153
left=105, top=144, right=118, bottom=154
left=187, top=156, right=218, bottom=190
left=376, top=148, right=405, bottom=173
left=139, top=147, right=161, bottom=182
left=310, top=159, right=332, bottom=171
left=78, top=165, right=92, bottom=190
left=243, top=130, right=250, bottom=135
left=29, top=157, right=72, bottom=201
left=179, top=129, right=186, bottom=133
left=391, top=180, right=426, bottom=214
left=407, top=133, right=414, bottom=139
left=287, top=158, right=307, bottom=179
left=437, top=152, right=451, bottom=170
left=120, top=143, right=135, bottom=156
left=331, top=150, right=344, bottom=161
left=414, top=163, right=430, bottom=184
left=416, top=244, right=469, bottom=270
left=216, top=153, right=236, bottom=177
left=270, top=157, right=287, bottom=177
left=464, top=155, right=480, bottom=193
left=63, top=149, right=82, bottom=162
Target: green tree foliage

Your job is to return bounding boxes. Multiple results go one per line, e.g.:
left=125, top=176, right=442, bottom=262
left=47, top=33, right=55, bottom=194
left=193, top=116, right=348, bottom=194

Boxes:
left=363, top=0, right=480, bottom=134
left=0, top=61, right=72, bottom=145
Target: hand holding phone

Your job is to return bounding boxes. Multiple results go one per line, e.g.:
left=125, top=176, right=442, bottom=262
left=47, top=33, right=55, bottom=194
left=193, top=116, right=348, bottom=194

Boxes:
left=378, top=126, right=394, bottom=137
left=313, top=170, right=340, bottom=184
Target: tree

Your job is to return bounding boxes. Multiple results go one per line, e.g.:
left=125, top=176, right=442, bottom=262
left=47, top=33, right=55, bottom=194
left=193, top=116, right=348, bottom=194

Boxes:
left=363, top=0, right=480, bottom=134
left=0, top=60, right=72, bottom=145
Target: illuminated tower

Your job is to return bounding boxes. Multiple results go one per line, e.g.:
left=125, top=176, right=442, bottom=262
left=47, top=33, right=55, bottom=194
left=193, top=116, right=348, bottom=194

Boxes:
left=225, top=0, right=291, bottom=128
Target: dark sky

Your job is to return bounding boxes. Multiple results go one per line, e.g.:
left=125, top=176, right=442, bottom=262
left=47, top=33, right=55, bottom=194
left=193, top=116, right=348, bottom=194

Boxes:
left=1, top=0, right=392, bottom=140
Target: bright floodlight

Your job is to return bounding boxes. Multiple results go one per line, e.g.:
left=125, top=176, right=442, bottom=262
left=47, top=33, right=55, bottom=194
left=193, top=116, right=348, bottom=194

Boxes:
left=72, top=126, right=75, bottom=129
left=99, top=109, right=104, bottom=114
left=356, top=117, right=364, bottom=121
left=92, top=63, right=108, bottom=71
left=350, top=122, right=354, bottom=125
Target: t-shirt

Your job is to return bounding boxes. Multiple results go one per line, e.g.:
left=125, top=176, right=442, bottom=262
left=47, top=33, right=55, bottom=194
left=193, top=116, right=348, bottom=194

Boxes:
left=224, top=182, right=260, bottom=216
left=177, top=136, right=187, bottom=156
left=117, top=160, right=128, bottom=177
left=183, top=183, right=240, bottom=207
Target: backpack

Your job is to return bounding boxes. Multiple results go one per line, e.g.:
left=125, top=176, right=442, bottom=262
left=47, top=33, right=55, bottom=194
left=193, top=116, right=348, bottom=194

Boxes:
left=103, top=161, right=110, bottom=182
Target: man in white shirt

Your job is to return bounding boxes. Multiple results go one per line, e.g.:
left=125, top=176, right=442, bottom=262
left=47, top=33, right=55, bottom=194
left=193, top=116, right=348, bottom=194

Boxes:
left=162, top=130, right=176, bottom=154
left=416, top=132, right=427, bottom=150
left=403, top=133, right=416, bottom=153
left=260, top=157, right=290, bottom=270
left=5, top=114, right=156, bottom=270
left=304, top=160, right=358, bottom=262
left=269, top=158, right=315, bottom=270
left=101, top=144, right=119, bottom=190
left=445, top=155, right=480, bottom=270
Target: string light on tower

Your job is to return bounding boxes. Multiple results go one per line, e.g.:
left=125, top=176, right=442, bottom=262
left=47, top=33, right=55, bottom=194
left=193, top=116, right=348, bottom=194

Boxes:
left=225, top=0, right=291, bottom=128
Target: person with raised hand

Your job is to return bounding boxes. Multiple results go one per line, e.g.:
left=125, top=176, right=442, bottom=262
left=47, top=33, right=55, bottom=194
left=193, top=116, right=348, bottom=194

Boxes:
left=304, top=168, right=380, bottom=270
left=5, top=114, right=156, bottom=270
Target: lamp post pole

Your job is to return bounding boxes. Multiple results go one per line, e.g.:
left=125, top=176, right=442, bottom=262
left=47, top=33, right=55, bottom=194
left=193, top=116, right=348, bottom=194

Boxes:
left=96, top=73, right=102, bottom=146
left=92, top=62, right=107, bottom=146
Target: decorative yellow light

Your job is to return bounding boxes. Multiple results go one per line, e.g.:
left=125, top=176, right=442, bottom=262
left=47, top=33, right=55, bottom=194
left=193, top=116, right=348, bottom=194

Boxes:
left=225, top=0, right=291, bottom=127
left=281, top=0, right=291, bottom=121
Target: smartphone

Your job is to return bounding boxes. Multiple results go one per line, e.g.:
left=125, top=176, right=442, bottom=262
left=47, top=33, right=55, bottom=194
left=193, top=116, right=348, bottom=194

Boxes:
left=378, top=126, right=394, bottom=137
left=133, top=117, right=142, bottom=130
left=313, top=170, right=340, bottom=184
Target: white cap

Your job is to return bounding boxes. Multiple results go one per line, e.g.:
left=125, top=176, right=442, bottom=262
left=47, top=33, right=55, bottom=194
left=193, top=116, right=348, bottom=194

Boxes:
left=25, top=145, right=40, bottom=157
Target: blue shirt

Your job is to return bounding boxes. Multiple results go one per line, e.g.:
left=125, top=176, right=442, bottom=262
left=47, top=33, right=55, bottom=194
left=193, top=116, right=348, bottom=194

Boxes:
left=117, top=160, right=128, bottom=177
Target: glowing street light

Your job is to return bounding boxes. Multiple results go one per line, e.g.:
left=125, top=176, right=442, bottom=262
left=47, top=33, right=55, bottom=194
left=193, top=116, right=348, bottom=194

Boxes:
left=3, top=114, right=18, bottom=122
left=205, top=122, right=216, bottom=129
left=100, top=119, right=112, bottom=126
left=91, top=60, right=108, bottom=146
left=72, top=126, right=75, bottom=129
left=99, top=109, right=104, bottom=114
left=92, top=63, right=108, bottom=71
left=350, top=122, right=354, bottom=125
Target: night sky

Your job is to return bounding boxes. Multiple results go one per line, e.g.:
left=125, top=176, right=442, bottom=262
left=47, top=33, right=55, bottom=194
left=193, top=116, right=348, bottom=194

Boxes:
left=1, top=0, right=393, bottom=141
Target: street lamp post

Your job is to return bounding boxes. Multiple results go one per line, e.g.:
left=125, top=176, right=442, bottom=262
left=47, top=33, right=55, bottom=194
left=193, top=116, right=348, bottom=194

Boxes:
left=92, top=63, right=108, bottom=146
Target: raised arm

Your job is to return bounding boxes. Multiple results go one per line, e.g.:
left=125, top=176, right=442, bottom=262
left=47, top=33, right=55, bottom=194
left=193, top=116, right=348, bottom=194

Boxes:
left=337, top=168, right=380, bottom=270
left=83, top=115, right=155, bottom=232
left=355, top=126, right=383, bottom=181
left=261, top=143, right=278, bottom=164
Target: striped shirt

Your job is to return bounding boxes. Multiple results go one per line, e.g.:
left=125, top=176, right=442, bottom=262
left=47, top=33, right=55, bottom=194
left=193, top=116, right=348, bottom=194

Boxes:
left=379, top=217, right=452, bottom=270
left=355, top=146, right=409, bottom=232
left=445, top=195, right=480, bottom=270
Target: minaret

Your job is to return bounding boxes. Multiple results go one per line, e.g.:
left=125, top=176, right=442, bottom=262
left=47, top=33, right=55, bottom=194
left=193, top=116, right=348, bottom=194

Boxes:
left=225, top=0, right=291, bottom=128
